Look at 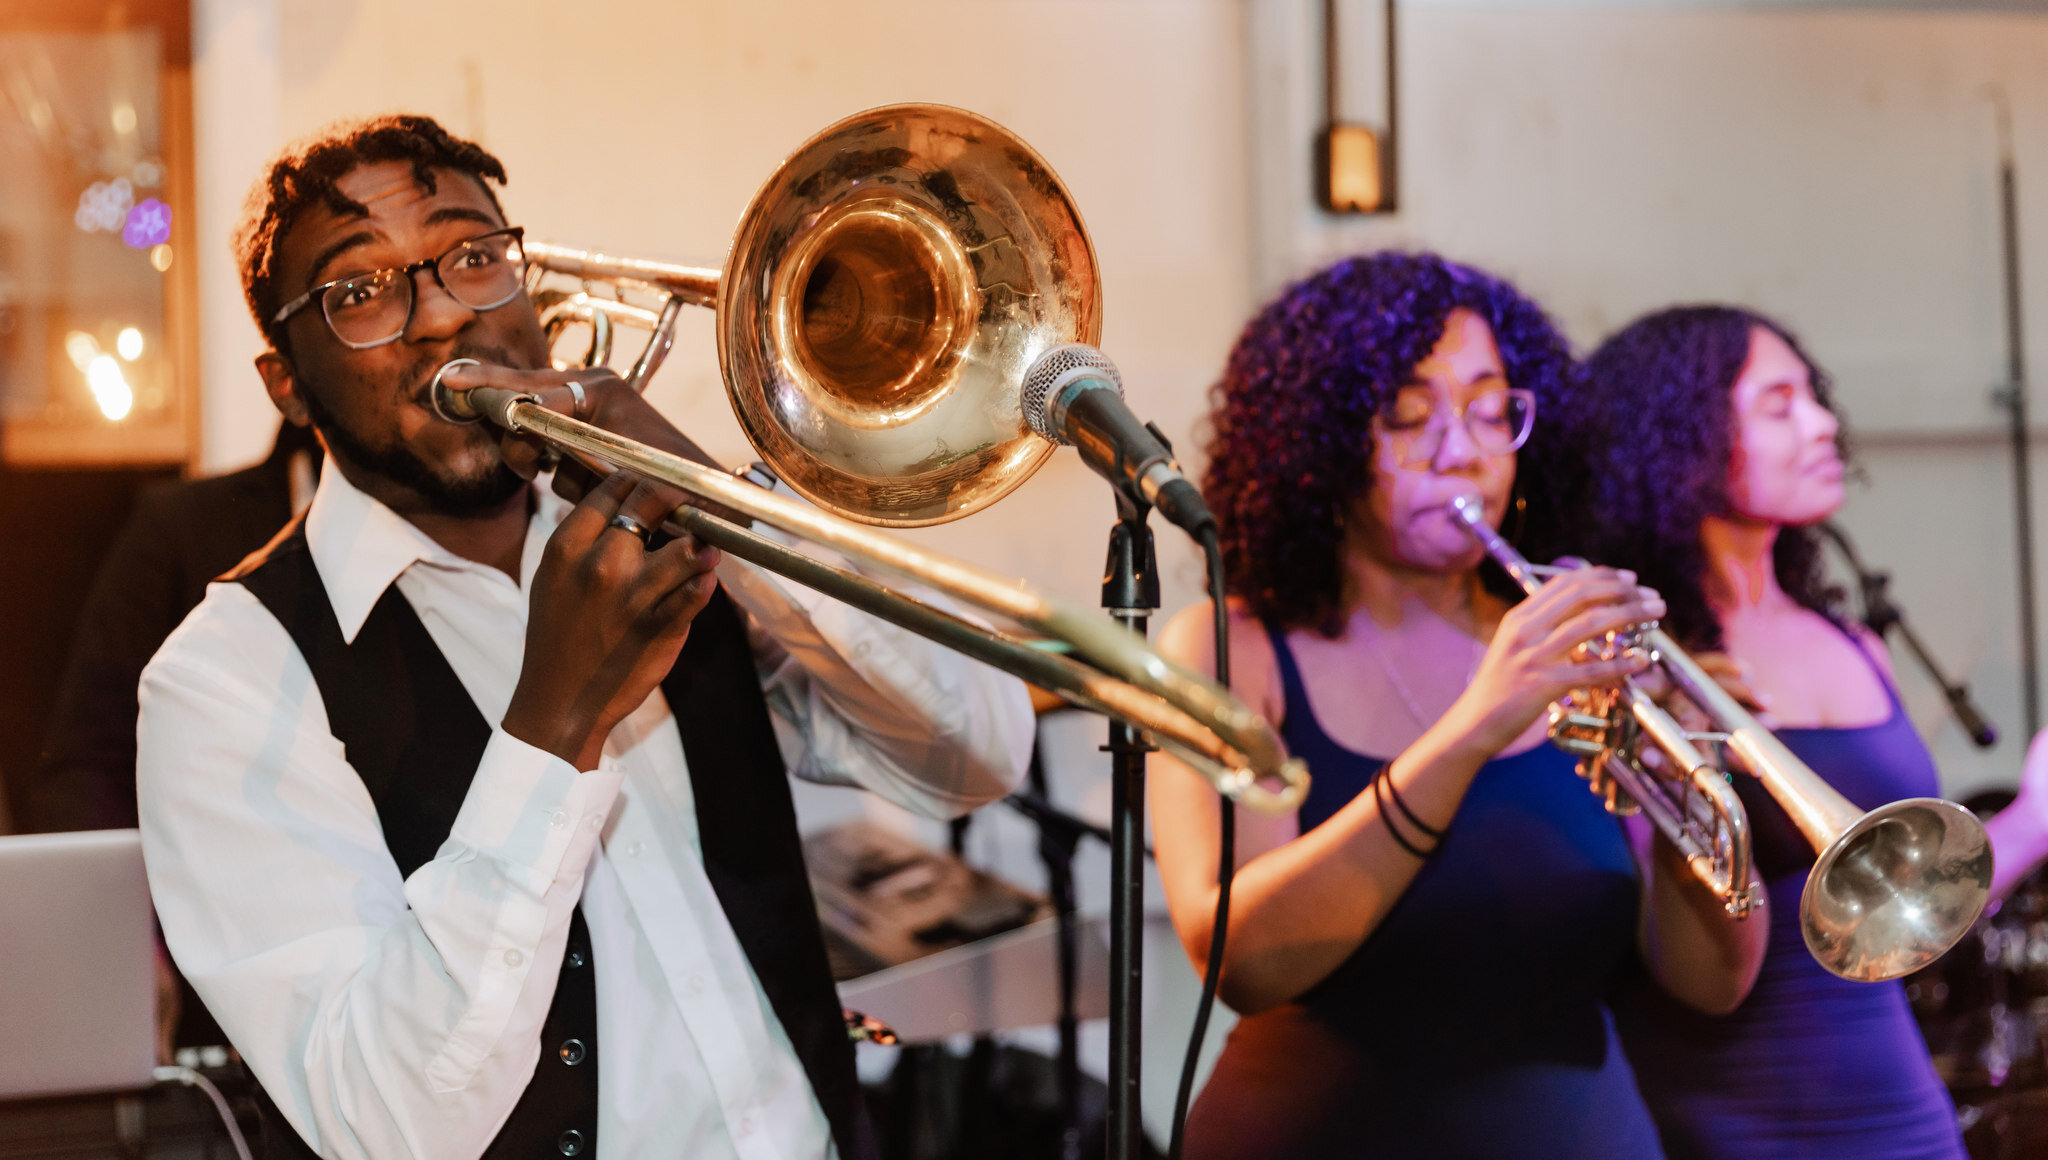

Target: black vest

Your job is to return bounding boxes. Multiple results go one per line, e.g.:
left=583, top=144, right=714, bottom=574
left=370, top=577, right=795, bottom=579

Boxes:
left=229, top=519, right=870, bottom=1159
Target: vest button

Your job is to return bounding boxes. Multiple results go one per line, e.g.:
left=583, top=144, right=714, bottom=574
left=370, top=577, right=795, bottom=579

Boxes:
left=557, top=1129, right=585, bottom=1156
left=565, top=949, right=587, bottom=969
left=559, top=1038, right=587, bottom=1066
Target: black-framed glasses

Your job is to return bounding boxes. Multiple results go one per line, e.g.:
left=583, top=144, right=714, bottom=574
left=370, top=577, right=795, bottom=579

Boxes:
left=272, top=227, right=528, bottom=349
left=1375, top=386, right=1537, bottom=468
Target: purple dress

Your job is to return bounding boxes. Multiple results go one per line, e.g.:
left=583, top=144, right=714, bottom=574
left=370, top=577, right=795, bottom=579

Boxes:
left=1184, top=622, right=1666, bottom=1160
left=1610, top=627, right=1967, bottom=1160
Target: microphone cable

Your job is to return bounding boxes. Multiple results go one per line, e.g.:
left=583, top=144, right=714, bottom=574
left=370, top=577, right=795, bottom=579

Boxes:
left=1168, top=526, right=1237, bottom=1160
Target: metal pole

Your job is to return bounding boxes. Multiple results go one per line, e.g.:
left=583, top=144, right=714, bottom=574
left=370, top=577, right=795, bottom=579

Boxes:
left=1995, top=92, right=2040, bottom=738
left=1382, top=0, right=1399, bottom=212
left=1103, top=501, right=1159, bottom=1160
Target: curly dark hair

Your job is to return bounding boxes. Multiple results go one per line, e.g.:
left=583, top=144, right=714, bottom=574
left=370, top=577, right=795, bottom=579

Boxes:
left=1574, top=305, right=1843, bottom=650
left=234, top=114, right=509, bottom=353
left=1203, top=252, right=1582, bottom=635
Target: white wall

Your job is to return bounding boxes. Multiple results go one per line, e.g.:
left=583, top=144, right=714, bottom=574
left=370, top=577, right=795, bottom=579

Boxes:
left=1249, top=0, right=2048, bottom=799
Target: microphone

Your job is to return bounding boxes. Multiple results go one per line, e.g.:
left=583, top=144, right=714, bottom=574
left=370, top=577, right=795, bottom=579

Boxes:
left=1021, top=344, right=1216, bottom=536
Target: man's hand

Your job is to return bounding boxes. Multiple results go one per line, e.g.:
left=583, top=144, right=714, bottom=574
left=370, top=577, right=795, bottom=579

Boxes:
left=501, top=471, right=722, bottom=771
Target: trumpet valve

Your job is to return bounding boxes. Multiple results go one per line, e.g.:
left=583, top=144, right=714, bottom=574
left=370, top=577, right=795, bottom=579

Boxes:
left=1549, top=704, right=1611, bottom=757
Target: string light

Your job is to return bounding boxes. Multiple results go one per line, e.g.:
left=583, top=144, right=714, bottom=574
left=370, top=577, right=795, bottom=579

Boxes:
left=87, top=355, right=134, bottom=421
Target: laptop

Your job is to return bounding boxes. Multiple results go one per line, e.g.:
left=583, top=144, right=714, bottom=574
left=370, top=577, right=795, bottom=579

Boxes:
left=0, top=829, right=157, bottom=1098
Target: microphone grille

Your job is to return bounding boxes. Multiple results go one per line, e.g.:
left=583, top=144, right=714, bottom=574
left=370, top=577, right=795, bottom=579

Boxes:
left=1021, top=343, right=1122, bottom=444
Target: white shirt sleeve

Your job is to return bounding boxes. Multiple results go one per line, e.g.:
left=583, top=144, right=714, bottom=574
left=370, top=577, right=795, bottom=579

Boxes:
left=711, top=524, right=1034, bottom=820
left=137, top=584, right=623, bottom=1160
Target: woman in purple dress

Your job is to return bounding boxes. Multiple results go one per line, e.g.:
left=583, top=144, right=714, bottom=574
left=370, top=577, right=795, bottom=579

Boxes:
left=1576, top=305, right=2048, bottom=1160
left=1148, top=254, right=1767, bottom=1160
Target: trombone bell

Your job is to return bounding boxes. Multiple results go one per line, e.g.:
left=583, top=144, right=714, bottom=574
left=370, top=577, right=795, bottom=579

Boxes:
left=720, top=105, right=1101, bottom=527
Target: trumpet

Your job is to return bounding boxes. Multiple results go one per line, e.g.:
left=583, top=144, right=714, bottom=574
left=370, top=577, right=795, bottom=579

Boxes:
left=1447, top=495, right=1991, bottom=982
left=433, top=103, right=1309, bottom=815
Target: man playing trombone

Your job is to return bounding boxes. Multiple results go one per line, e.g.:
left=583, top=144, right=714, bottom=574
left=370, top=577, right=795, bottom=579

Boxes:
left=136, top=114, right=1034, bottom=1160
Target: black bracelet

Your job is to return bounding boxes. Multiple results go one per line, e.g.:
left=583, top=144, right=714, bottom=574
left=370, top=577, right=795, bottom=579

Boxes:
left=1372, top=772, right=1437, bottom=859
left=1380, top=769, right=1446, bottom=841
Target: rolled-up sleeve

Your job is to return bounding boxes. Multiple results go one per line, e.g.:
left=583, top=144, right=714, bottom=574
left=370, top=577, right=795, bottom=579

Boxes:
left=138, top=585, right=622, bottom=1160
left=712, top=524, right=1034, bottom=819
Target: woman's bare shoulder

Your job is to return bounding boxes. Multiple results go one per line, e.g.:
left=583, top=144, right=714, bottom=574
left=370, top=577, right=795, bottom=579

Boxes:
left=1161, top=596, right=1285, bottom=723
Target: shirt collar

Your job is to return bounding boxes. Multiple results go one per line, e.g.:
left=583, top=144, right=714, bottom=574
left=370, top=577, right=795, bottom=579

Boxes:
left=303, top=464, right=559, bottom=643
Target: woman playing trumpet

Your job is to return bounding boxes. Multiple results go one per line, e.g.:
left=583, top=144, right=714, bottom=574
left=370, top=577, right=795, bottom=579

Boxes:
left=1150, top=254, right=1766, bottom=1160
left=1578, top=304, right=2048, bottom=1160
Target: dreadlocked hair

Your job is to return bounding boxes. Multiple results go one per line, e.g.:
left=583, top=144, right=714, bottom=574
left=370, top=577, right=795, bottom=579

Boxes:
left=1574, top=305, right=1845, bottom=651
left=234, top=114, right=509, bottom=351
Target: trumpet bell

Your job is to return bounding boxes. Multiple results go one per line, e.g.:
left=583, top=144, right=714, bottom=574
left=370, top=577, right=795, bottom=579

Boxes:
left=720, top=103, right=1102, bottom=527
left=1801, top=796, right=1994, bottom=982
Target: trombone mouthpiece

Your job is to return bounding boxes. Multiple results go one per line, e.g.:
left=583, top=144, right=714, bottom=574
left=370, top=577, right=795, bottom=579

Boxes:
left=428, top=358, right=483, bottom=424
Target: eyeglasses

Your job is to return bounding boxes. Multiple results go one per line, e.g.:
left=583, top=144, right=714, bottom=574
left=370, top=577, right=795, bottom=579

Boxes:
left=1375, top=385, right=1536, bottom=468
left=272, top=227, right=528, bottom=350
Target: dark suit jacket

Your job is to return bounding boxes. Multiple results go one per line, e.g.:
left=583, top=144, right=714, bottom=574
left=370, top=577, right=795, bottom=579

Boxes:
left=26, top=425, right=317, bottom=832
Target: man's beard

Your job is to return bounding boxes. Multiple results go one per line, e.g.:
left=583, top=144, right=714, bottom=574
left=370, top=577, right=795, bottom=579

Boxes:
left=298, top=354, right=527, bottom=517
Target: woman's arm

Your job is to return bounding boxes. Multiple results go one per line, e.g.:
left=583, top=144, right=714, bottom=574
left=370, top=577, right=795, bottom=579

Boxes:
left=1630, top=822, right=1769, bottom=1015
left=1986, top=729, right=2048, bottom=900
left=1150, top=571, right=1659, bottom=1015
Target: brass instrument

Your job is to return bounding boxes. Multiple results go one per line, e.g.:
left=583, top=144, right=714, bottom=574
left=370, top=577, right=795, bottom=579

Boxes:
left=1449, top=494, right=1992, bottom=982
left=433, top=104, right=1309, bottom=815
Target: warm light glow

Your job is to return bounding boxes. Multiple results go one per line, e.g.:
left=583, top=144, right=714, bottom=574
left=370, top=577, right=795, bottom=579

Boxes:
left=65, top=331, right=101, bottom=372
left=117, top=327, right=144, bottom=360
left=87, top=355, right=134, bottom=421
left=111, top=102, right=137, bottom=135
left=150, top=244, right=174, bottom=272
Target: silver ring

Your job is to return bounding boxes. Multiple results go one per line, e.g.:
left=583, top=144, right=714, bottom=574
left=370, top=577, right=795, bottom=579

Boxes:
left=606, top=514, right=651, bottom=544
left=566, top=380, right=587, bottom=417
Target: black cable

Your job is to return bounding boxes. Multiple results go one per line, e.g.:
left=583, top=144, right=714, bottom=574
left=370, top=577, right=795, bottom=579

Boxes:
left=1168, top=528, right=1237, bottom=1159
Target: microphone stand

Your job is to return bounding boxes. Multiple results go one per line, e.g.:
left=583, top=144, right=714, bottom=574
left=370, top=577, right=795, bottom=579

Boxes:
left=1101, top=493, right=1159, bottom=1160
left=1005, top=775, right=1093, bottom=1160
left=1821, top=522, right=1999, bottom=748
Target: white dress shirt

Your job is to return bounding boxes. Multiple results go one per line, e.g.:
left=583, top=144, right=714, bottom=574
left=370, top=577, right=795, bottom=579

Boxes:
left=137, top=465, right=1034, bottom=1160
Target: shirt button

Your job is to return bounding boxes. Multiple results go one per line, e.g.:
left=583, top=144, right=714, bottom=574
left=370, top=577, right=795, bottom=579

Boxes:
left=737, top=1115, right=756, bottom=1136
left=687, top=973, right=707, bottom=996
left=503, top=949, right=524, bottom=968
left=565, top=949, right=587, bottom=970
left=626, top=841, right=644, bottom=857
left=550, top=810, right=568, bottom=828
left=558, top=1038, right=587, bottom=1066
left=557, top=1129, right=585, bottom=1156
left=586, top=815, right=602, bottom=831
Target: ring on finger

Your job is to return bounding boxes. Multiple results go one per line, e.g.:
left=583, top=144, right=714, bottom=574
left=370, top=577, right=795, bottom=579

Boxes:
left=567, top=380, right=588, bottom=418
left=607, top=513, right=652, bottom=545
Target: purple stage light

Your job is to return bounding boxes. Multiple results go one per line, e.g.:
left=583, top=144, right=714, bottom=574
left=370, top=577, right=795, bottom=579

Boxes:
left=123, top=199, right=172, bottom=249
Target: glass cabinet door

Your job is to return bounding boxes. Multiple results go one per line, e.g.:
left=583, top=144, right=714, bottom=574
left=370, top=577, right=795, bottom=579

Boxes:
left=0, top=0, right=194, bottom=466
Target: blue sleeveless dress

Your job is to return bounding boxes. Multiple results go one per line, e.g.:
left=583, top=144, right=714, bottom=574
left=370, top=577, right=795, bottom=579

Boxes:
left=1184, top=623, right=1666, bottom=1160
left=1610, top=626, right=1966, bottom=1160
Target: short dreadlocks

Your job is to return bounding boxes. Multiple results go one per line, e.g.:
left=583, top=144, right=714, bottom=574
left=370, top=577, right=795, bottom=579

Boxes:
left=234, top=114, right=509, bottom=352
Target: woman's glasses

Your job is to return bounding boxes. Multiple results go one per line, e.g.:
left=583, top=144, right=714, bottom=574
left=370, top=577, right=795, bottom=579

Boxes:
left=1375, top=385, right=1536, bottom=468
left=272, top=227, right=528, bottom=350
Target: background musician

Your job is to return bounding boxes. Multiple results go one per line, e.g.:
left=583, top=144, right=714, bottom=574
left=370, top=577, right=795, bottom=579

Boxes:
left=1148, top=253, right=1766, bottom=1160
left=136, top=114, right=1033, bottom=1160
left=1579, top=304, right=2048, bottom=1160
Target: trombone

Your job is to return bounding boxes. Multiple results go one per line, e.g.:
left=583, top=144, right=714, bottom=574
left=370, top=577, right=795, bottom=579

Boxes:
left=433, top=103, right=1309, bottom=815
left=1449, top=495, right=1992, bottom=982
